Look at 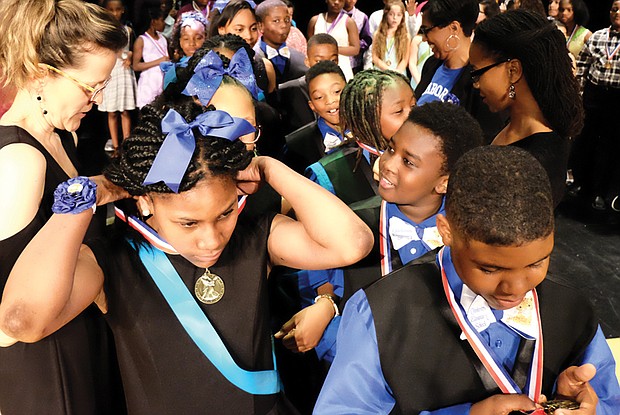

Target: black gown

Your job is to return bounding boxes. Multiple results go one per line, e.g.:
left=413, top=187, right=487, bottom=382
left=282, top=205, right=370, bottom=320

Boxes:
left=0, top=126, right=125, bottom=414
left=88, top=213, right=299, bottom=414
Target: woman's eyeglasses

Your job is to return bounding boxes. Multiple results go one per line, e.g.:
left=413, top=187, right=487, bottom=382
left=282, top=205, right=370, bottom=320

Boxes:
left=418, top=24, right=439, bottom=37
left=42, top=64, right=111, bottom=102
left=470, top=59, right=511, bottom=83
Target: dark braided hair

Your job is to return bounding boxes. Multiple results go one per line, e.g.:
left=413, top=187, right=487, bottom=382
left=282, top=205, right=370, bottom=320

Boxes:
left=156, top=33, right=257, bottom=105
left=105, top=100, right=253, bottom=196
left=473, top=9, right=583, bottom=138
left=339, top=69, right=411, bottom=151
left=446, top=146, right=554, bottom=246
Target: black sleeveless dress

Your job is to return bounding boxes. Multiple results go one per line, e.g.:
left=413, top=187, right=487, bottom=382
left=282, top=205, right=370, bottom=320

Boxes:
left=88, top=213, right=299, bottom=414
left=0, top=126, right=125, bottom=414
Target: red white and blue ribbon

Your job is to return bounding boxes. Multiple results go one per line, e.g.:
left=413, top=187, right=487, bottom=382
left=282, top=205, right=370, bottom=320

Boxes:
left=379, top=200, right=392, bottom=276
left=438, top=247, right=544, bottom=400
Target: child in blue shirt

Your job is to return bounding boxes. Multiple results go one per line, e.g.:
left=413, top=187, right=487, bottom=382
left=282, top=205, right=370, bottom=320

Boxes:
left=314, top=145, right=620, bottom=414
left=276, top=102, right=484, bottom=361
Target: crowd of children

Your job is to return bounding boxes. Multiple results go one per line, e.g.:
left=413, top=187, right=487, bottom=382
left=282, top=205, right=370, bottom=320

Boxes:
left=0, top=0, right=619, bottom=414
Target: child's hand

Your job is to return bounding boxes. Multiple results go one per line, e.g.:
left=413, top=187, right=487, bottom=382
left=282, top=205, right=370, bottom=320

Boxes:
left=470, top=394, right=538, bottom=415
left=236, top=156, right=266, bottom=196
left=122, top=51, right=132, bottom=68
left=274, top=300, right=335, bottom=353
left=554, top=364, right=598, bottom=415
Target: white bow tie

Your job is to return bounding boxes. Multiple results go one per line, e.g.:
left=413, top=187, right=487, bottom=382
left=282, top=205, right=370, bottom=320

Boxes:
left=388, top=216, right=443, bottom=251
left=460, top=285, right=539, bottom=339
left=265, top=45, right=290, bottom=60
left=323, top=132, right=342, bottom=152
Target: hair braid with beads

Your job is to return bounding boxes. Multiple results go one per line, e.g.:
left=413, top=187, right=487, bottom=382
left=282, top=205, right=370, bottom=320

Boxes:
left=339, top=69, right=410, bottom=151
left=104, top=100, right=253, bottom=196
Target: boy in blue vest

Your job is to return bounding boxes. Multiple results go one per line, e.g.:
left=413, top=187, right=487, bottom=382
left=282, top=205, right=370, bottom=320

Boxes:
left=314, top=146, right=620, bottom=414
left=254, top=0, right=307, bottom=84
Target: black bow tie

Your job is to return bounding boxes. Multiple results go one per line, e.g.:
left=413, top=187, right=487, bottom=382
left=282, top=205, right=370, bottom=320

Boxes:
left=610, top=30, right=620, bottom=38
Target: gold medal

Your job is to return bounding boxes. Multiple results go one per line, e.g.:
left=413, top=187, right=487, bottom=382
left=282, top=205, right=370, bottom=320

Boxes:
left=605, top=61, right=613, bottom=70
left=194, top=269, right=225, bottom=304
left=386, top=60, right=392, bottom=67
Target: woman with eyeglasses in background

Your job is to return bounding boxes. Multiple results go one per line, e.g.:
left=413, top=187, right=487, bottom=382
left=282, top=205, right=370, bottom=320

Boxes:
left=415, top=0, right=505, bottom=143
left=470, top=9, right=583, bottom=208
left=0, top=0, right=129, bottom=413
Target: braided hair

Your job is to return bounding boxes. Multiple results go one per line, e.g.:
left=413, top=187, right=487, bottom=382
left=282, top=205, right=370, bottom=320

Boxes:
left=105, top=100, right=253, bottom=196
left=339, top=69, right=411, bottom=151
left=156, top=33, right=257, bottom=105
left=473, top=9, right=583, bottom=138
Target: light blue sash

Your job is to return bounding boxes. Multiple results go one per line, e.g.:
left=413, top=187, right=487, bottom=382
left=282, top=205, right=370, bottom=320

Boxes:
left=131, top=242, right=281, bottom=395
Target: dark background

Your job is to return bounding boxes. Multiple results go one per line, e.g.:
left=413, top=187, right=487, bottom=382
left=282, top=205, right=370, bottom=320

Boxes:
left=122, top=0, right=613, bottom=37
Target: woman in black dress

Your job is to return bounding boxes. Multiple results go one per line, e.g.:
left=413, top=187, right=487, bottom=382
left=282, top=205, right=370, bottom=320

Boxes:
left=469, top=9, right=583, bottom=207
left=0, top=0, right=127, bottom=413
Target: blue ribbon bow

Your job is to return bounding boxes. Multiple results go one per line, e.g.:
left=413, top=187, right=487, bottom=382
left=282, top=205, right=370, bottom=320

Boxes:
left=143, top=109, right=256, bottom=193
left=182, top=48, right=260, bottom=105
left=212, top=0, right=256, bottom=12
left=160, top=57, right=190, bottom=89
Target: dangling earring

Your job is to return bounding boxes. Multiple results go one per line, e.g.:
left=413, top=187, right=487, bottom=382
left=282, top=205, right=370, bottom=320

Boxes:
left=508, top=84, right=516, bottom=99
left=445, top=34, right=460, bottom=52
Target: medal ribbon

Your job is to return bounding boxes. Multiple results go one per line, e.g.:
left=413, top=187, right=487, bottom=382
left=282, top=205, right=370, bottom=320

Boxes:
left=114, top=196, right=248, bottom=253
left=379, top=200, right=392, bottom=276
left=356, top=140, right=382, bottom=157
left=606, top=28, right=620, bottom=63
left=566, top=24, right=579, bottom=47
left=326, top=10, right=346, bottom=34
left=130, top=241, right=281, bottom=395
left=437, top=247, right=544, bottom=400
left=143, top=32, right=168, bottom=59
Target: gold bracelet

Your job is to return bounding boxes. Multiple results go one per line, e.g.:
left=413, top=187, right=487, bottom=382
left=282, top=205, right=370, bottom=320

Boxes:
left=314, top=294, right=340, bottom=317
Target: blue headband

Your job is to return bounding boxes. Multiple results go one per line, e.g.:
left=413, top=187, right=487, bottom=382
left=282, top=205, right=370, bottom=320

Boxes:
left=182, top=48, right=260, bottom=105
left=143, top=109, right=256, bottom=193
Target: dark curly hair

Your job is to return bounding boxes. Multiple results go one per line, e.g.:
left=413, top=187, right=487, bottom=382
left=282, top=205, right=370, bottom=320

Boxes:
left=340, top=69, right=411, bottom=151
left=157, top=33, right=257, bottom=105
left=406, top=101, right=483, bottom=175
left=105, top=100, right=253, bottom=196
left=168, top=11, right=207, bottom=61
left=473, top=9, right=583, bottom=139
left=446, top=146, right=554, bottom=246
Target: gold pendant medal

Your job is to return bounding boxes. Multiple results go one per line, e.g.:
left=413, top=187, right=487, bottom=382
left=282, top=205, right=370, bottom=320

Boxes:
left=605, top=61, right=613, bottom=70
left=194, top=269, right=225, bottom=304
left=386, top=60, right=392, bottom=67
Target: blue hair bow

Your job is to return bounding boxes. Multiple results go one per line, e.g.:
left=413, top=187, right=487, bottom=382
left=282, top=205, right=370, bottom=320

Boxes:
left=143, top=108, right=256, bottom=193
left=182, top=48, right=261, bottom=105
left=160, top=57, right=190, bottom=89
left=212, top=0, right=256, bottom=12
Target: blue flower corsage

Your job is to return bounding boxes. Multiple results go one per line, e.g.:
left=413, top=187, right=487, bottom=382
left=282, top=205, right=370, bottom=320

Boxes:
left=52, top=176, right=97, bottom=214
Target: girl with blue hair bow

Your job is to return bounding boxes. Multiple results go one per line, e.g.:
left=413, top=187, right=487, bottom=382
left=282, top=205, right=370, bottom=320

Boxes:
left=0, top=71, right=373, bottom=412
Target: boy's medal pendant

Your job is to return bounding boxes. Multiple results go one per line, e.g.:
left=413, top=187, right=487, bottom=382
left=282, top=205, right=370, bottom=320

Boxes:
left=386, top=60, right=392, bottom=66
left=195, top=269, right=225, bottom=304
left=605, top=61, right=612, bottom=70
